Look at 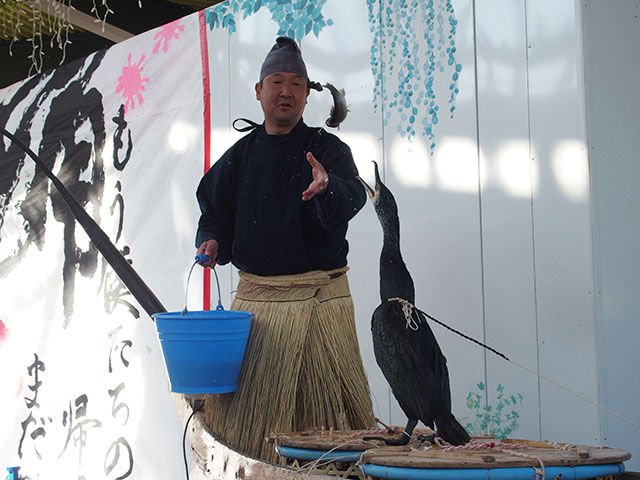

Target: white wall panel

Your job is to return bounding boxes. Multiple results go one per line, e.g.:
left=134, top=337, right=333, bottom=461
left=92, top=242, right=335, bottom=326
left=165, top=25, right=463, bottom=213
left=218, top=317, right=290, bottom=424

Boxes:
left=525, top=0, right=599, bottom=444
left=205, top=21, right=236, bottom=308
left=475, top=0, right=541, bottom=441
left=421, top=0, right=488, bottom=430
left=374, top=0, right=486, bottom=428
left=583, top=0, right=640, bottom=470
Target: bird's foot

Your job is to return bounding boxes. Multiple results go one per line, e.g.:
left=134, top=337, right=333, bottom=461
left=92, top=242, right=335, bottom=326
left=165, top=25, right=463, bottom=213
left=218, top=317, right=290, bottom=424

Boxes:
left=417, top=433, right=437, bottom=444
left=363, top=430, right=412, bottom=446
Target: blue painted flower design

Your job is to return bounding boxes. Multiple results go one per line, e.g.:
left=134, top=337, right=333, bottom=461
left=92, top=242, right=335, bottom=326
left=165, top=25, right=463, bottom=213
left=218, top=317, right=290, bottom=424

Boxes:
left=367, top=0, right=461, bottom=151
left=464, top=382, right=524, bottom=439
left=205, top=0, right=333, bottom=42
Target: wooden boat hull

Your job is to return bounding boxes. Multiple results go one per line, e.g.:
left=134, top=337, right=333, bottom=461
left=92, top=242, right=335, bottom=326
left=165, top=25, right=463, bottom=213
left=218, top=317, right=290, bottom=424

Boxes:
left=173, top=395, right=333, bottom=479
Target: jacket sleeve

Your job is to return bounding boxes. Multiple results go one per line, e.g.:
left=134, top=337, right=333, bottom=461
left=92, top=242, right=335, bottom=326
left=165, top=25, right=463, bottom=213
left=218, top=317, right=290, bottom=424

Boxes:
left=312, top=137, right=366, bottom=232
left=195, top=153, right=235, bottom=265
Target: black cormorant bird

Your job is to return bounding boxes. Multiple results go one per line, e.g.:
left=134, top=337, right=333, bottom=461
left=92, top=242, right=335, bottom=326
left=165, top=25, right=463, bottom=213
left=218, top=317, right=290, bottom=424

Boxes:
left=359, top=161, right=470, bottom=446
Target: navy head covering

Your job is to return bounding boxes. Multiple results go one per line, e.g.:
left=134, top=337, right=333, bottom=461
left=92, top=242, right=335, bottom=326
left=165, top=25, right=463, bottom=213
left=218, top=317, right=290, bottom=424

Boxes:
left=259, top=37, right=323, bottom=91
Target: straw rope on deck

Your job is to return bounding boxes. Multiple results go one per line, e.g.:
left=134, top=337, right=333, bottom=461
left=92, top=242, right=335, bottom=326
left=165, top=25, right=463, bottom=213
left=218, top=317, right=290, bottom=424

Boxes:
left=201, top=267, right=376, bottom=464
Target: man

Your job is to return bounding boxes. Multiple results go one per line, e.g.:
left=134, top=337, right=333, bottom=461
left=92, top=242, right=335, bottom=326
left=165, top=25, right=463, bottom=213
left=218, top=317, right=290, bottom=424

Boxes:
left=195, top=36, right=374, bottom=463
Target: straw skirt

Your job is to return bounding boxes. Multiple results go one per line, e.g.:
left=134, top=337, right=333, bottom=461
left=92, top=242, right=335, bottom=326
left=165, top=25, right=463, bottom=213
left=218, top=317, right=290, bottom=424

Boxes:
left=201, top=267, right=375, bottom=463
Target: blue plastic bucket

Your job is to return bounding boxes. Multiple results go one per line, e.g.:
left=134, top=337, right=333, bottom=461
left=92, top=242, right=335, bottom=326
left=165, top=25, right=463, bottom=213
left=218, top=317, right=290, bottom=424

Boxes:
left=152, top=309, right=253, bottom=394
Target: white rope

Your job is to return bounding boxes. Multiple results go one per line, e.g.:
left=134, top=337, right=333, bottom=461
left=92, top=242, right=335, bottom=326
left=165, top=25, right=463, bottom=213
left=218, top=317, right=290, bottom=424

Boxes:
left=508, top=357, right=640, bottom=429
left=388, top=297, right=421, bottom=330
left=289, top=438, right=380, bottom=476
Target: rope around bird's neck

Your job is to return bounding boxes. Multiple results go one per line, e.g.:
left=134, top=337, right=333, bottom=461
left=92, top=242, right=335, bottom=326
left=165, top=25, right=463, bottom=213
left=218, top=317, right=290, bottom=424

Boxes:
left=386, top=297, right=640, bottom=431
left=389, top=297, right=422, bottom=331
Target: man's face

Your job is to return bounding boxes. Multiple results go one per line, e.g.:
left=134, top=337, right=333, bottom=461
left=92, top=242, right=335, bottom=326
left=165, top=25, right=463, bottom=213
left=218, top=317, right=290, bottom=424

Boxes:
left=256, top=72, right=310, bottom=135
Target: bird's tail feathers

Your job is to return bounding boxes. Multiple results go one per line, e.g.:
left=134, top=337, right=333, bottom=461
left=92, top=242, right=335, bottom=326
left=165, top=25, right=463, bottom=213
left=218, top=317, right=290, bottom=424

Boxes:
left=435, top=412, right=471, bottom=446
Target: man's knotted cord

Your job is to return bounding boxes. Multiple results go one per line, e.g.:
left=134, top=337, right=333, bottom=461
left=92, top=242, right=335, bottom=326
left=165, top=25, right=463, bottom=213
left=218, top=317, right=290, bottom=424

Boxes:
left=386, top=297, right=640, bottom=430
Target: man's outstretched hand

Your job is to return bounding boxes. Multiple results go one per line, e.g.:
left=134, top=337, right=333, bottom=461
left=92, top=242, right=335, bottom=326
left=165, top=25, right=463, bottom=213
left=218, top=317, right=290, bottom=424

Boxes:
left=302, top=151, right=329, bottom=201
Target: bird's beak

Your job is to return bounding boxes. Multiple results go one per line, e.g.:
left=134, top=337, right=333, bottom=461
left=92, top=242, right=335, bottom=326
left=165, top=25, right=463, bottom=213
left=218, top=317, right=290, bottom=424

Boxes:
left=357, top=175, right=376, bottom=199
left=357, top=160, right=382, bottom=200
left=372, top=160, right=382, bottom=191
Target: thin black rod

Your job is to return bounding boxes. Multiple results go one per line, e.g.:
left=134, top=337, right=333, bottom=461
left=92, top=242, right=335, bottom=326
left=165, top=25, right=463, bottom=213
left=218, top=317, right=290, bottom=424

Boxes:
left=416, top=307, right=510, bottom=361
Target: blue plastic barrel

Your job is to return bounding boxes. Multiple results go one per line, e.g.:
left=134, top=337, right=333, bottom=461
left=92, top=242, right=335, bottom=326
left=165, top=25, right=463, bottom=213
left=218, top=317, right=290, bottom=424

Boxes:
left=153, top=309, right=253, bottom=394
left=358, top=462, right=626, bottom=480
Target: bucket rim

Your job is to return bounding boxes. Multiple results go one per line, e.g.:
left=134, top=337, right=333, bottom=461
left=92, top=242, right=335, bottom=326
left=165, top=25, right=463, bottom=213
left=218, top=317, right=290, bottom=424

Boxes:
left=152, top=310, right=253, bottom=317
left=152, top=309, right=253, bottom=319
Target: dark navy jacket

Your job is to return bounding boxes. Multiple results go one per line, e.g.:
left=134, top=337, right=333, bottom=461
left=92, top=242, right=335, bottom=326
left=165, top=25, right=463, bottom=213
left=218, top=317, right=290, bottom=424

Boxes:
left=195, top=120, right=366, bottom=276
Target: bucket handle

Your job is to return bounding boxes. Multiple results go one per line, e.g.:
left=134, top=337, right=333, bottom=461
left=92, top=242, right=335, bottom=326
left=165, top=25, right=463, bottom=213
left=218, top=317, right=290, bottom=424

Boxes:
left=183, top=255, right=224, bottom=313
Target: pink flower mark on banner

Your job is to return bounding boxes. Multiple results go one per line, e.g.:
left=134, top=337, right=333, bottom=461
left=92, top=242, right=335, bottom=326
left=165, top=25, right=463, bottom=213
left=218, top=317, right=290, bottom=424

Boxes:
left=153, top=19, right=185, bottom=54
left=116, top=53, right=150, bottom=112
left=0, top=319, right=7, bottom=344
